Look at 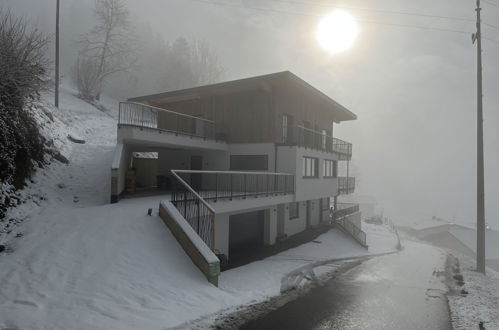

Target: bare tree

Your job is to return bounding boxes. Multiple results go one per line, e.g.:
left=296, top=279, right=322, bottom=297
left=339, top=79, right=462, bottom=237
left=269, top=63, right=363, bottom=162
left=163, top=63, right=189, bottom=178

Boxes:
left=73, top=0, right=136, bottom=101
left=0, top=9, right=49, bottom=107
left=190, top=39, right=224, bottom=86
left=155, top=37, right=224, bottom=91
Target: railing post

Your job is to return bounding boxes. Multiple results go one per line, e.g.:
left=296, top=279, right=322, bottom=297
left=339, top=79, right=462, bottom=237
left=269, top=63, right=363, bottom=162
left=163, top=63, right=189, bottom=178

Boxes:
left=183, top=189, right=187, bottom=218
left=266, top=175, right=269, bottom=196
left=197, top=199, right=200, bottom=234
left=230, top=173, right=233, bottom=200
left=244, top=174, right=247, bottom=199
left=211, top=213, right=216, bottom=251
left=215, top=173, right=218, bottom=201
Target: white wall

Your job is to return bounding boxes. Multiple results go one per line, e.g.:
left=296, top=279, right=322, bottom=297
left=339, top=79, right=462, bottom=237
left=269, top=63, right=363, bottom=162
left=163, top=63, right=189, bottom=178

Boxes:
left=277, top=145, right=340, bottom=202
left=118, top=125, right=228, bottom=151
left=111, top=143, right=132, bottom=202
left=284, top=201, right=307, bottom=236
left=214, top=213, right=230, bottom=256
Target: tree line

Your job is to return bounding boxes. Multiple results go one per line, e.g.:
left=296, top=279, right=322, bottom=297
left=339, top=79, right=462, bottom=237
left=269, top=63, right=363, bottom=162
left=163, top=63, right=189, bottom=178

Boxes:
left=73, top=0, right=224, bottom=102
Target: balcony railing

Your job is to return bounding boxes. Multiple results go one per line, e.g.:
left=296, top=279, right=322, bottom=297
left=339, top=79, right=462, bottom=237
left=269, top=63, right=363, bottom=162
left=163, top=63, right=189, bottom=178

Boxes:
left=171, top=170, right=295, bottom=203
left=118, top=101, right=223, bottom=141
left=280, top=125, right=352, bottom=159
left=332, top=203, right=367, bottom=247
left=338, top=177, right=355, bottom=194
left=170, top=170, right=295, bottom=250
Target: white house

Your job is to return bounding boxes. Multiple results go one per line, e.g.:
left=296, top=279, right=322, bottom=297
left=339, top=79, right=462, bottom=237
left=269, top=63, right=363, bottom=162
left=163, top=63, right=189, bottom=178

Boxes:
left=111, top=71, right=364, bottom=284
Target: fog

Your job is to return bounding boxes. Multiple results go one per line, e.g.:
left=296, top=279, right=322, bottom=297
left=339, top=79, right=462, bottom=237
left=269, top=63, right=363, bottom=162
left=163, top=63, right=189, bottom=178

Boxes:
left=2, top=0, right=498, bottom=228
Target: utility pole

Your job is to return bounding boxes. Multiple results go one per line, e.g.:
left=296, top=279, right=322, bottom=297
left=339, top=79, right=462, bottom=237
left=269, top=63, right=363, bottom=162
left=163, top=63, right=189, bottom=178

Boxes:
left=472, top=0, right=486, bottom=274
left=55, top=0, right=60, bottom=108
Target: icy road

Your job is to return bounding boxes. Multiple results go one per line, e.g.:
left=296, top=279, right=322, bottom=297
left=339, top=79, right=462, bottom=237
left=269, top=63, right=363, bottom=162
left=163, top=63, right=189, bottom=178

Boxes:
left=241, top=240, right=451, bottom=330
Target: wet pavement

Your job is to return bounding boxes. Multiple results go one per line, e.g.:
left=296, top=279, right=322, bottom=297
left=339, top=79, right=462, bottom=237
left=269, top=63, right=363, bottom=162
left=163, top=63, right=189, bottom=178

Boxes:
left=240, top=241, right=451, bottom=330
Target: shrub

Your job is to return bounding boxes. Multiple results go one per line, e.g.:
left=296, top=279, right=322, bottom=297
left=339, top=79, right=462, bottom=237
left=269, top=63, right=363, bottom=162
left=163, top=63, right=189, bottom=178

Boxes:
left=0, top=9, right=50, bottom=219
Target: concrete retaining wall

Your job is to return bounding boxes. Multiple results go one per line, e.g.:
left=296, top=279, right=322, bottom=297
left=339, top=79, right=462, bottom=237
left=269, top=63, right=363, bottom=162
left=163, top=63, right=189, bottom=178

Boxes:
left=159, top=201, right=220, bottom=286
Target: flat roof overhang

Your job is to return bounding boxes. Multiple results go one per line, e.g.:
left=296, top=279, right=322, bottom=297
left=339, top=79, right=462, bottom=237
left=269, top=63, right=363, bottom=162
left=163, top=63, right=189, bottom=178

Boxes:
left=128, top=71, right=357, bottom=123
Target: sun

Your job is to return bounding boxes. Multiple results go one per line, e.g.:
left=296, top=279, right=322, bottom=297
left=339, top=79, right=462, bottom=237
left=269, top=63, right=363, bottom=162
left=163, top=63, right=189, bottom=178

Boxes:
left=316, top=10, right=359, bottom=54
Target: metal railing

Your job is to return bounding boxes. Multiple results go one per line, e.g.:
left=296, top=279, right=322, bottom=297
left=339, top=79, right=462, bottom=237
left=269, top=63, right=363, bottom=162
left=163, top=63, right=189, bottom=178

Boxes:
left=170, top=170, right=216, bottom=250
left=280, top=125, right=352, bottom=159
left=338, top=177, right=355, bottom=194
left=332, top=203, right=367, bottom=247
left=170, top=170, right=295, bottom=250
left=171, top=170, right=295, bottom=202
left=118, top=102, right=222, bottom=140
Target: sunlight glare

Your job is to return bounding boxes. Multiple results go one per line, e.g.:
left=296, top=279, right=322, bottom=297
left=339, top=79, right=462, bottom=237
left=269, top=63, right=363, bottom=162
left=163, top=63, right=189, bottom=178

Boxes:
left=316, top=10, right=359, bottom=54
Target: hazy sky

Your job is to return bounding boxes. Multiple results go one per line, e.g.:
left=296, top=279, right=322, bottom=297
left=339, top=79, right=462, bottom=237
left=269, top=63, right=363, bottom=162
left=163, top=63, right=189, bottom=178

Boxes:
left=2, top=0, right=499, bottom=228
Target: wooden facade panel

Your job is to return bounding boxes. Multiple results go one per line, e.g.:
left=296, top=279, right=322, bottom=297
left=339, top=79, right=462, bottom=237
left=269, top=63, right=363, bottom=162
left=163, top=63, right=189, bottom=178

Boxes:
left=151, top=81, right=340, bottom=144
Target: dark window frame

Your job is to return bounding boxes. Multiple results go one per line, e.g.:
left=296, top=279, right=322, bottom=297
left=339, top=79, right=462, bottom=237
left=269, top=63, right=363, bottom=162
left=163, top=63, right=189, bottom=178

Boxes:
left=323, top=159, right=337, bottom=178
left=302, top=156, right=318, bottom=178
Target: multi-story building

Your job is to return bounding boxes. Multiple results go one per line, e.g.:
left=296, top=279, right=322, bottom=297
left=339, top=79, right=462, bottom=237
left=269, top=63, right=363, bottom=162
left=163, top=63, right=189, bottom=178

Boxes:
left=111, top=71, right=364, bottom=285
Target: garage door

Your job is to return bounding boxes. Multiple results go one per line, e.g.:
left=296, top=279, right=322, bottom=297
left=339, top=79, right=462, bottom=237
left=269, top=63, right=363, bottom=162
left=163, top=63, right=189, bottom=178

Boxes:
left=229, top=210, right=265, bottom=260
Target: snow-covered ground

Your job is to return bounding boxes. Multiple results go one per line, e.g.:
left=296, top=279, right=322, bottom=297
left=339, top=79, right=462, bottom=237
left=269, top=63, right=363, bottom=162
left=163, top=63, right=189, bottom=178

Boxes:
left=0, top=89, right=400, bottom=329
left=448, top=256, right=499, bottom=329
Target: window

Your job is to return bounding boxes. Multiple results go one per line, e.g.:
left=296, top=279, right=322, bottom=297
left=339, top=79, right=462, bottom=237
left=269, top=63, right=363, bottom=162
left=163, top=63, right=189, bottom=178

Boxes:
left=289, top=202, right=299, bottom=219
left=323, top=159, right=337, bottom=178
left=302, top=157, right=318, bottom=178
left=230, top=155, right=268, bottom=171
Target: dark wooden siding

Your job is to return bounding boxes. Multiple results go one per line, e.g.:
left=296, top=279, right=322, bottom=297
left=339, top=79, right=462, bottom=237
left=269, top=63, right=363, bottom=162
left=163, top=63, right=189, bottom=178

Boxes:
left=150, top=81, right=339, bottom=144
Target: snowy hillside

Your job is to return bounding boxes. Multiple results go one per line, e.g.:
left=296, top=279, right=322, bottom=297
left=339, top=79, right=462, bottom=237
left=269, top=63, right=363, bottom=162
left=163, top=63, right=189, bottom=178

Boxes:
left=0, top=87, right=117, bottom=244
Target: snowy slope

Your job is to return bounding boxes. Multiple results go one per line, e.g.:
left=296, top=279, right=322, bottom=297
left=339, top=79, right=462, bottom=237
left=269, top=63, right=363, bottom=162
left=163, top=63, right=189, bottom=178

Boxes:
left=0, top=87, right=117, bottom=244
left=0, top=89, right=401, bottom=329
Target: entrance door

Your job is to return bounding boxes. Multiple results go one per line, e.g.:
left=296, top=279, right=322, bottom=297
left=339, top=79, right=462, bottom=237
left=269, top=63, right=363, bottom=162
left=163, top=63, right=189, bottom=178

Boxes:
left=190, top=156, right=202, bottom=190
left=229, top=210, right=265, bottom=260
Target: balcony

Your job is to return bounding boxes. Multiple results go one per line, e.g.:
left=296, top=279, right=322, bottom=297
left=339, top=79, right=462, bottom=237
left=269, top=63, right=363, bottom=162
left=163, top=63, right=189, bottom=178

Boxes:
left=338, top=177, right=355, bottom=195
left=170, top=170, right=296, bottom=249
left=118, top=102, right=227, bottom=150
left=279, top=125, right=352, bottom=160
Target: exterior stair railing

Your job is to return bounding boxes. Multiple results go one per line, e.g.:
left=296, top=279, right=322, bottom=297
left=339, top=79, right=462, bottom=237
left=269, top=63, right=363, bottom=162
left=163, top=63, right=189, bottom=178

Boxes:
left=170, top=170, right=216, bottom=250
left=170, top=170, right=296, bottom=250
left=332, top=203, right=367, bottom=247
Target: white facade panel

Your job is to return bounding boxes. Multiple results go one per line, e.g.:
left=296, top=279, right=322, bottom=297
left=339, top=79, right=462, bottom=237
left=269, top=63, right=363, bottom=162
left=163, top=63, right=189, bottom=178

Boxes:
left=277, top=145, right=339, bottom=202
left=284, top=201, right=307, bottom=236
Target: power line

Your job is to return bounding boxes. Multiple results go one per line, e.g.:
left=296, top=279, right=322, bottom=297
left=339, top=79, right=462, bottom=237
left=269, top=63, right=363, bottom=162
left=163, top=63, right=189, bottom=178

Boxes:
left=483, top=0, right=499, bottom=8
left=272, top=0, right=476, bottom=23
left=190, top=0, right=472, bottom=35
left=190, top=0, right=499, bottom=44
left=483, top=21, right=499, bottom=30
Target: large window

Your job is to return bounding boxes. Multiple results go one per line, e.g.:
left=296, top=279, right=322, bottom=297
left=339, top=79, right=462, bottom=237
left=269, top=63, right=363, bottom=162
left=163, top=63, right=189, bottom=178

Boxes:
left=289, top=202, right=299, bottom=219
left=323, top=159, right=337, bottom=178
left=302, top=157, right=318, bottom=178
left=230, top=155, right=268, bottom=171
